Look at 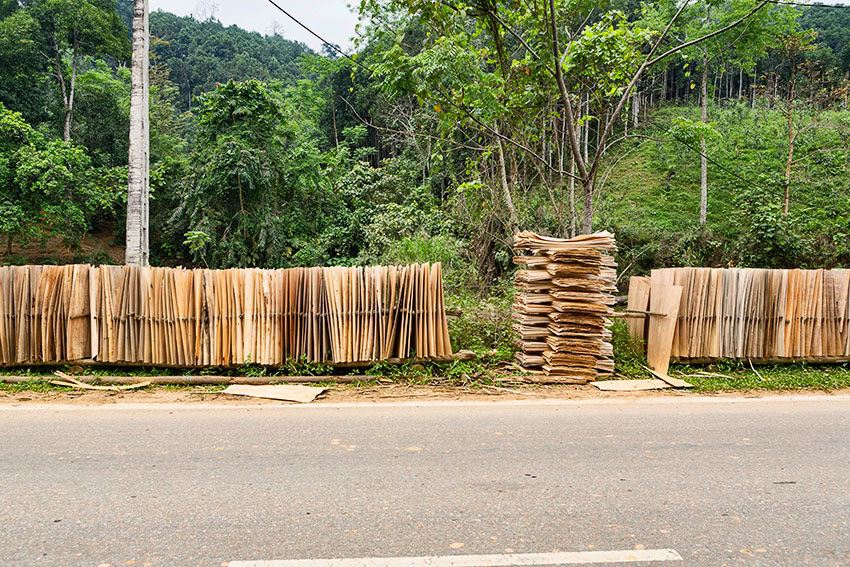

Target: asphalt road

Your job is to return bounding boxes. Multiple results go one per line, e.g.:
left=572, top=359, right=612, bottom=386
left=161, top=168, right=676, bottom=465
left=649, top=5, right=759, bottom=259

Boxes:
left=0, top=397, right=848, bottom=567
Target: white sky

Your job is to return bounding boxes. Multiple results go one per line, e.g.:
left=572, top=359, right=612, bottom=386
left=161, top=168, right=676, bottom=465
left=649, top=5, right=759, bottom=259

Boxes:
left=148, top=0, right=359, bottom=52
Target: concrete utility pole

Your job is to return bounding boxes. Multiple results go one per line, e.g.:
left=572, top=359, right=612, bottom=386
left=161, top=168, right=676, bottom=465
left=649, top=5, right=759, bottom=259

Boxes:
left=126, top=0, right=150, bottom=265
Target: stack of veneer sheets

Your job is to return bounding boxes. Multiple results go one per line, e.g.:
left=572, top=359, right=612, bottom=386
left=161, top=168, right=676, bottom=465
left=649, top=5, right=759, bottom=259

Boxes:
left=0, top=263, right=452, bottom=367
left=512, top=255, right=552, bottom=370
left=513, top=232, right=617, bottom=383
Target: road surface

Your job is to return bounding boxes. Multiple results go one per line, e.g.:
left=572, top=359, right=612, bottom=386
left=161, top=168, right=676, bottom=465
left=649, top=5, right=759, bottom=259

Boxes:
left=0, top=396, right=847, bottom=566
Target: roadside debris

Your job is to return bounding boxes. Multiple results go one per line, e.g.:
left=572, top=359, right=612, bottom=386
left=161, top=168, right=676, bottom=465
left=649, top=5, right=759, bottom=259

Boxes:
left=221, top=384, right=327, bottom=403
left=592, top=379, right=671, bottom=391
left=50, top=371, right=150, bottom=391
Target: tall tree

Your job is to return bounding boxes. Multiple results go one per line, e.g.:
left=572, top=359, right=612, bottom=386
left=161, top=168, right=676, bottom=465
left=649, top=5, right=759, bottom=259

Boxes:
left=125, top=0, right=149, bottom=265
left=27, top=0, right=129, bottom=141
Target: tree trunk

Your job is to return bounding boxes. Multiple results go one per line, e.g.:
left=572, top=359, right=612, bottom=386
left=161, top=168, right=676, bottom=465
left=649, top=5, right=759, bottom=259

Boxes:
left=632, top=88, right=639, bottom=127
left=126, top=0, right=150, bottom=266
left=700, top=50, right=709, bottom=226
left=583, top=95, right=589, bottom=163
left=784, top=57, right=796, bottom=215
left=331, top=100, right=339, bottom=147
left=569, top=155, right=576, bottom=238
left=495, top=131, right=518, bottom=231
left=582, top=178, right=593, bottom=234
left=63, top=41, right=78, bottom=142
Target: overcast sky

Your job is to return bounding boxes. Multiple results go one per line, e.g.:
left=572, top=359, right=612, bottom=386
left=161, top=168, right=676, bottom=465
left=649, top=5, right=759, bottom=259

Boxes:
left=148, top=0, right=359, bottom=52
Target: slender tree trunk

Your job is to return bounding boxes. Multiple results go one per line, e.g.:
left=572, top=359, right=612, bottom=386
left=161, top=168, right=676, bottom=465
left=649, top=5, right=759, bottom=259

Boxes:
left=495, top=131, right=518, bottom=231
left=582, top=178, right=593, bottom=235
left=597, top=109, right=603, bottom=154
left=126, top=0, right=150, bottom=266
left=5, top=234, right=11, bottom=256
left=738, top=67, right=743, bottom=99
left=700, top=50, right=709, bottom=226
left=784, top=126, right=794, bottom=215
left=331, top=100, right=339, bottom=147
left=784, top=58, right=796, bottom=215
left=569, top=155, right=576, bottom=238
left=750, top=73, right=755, bottom=107
left=63, top=41, right=78, bottom=142
left=582, top=95, right=589, bottom=164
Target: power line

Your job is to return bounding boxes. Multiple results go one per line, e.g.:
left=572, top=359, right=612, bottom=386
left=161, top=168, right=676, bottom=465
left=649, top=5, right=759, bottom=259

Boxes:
left=765, top=0, right=850, bottom=8
left=263, top=0, right=374, bottom=74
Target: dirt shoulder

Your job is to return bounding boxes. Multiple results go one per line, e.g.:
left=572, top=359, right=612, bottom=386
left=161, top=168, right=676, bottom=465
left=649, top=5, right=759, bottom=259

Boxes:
left=1, top=383, right=848, bottom=407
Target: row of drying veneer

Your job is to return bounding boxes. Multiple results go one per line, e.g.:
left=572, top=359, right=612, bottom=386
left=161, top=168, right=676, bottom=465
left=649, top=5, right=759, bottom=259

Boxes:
left=0, top=263, right=452, bottom=366
left=631, top=267, right=850, bottom=362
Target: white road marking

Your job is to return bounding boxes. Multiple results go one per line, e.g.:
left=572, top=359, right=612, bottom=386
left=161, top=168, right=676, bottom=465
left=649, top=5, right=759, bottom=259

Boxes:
left=228, top=548, right=683, bottom=566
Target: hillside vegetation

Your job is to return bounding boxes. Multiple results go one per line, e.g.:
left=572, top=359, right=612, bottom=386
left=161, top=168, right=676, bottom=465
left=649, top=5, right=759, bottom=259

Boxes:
left=599, top=104, right=850, bottom=274
left=1, top=0, right=849, bottom=354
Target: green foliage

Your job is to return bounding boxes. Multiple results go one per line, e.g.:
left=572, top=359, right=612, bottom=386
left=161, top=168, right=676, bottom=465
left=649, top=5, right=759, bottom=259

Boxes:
left=669, top=116, right=721, bottom=147
left=563, top=11, right=652, bottom=99
left=171, top=79, right=300, bottom=267
left=28, top=0, right=130, bottom=61
left=279, top=357, right=334, bottom=377
left=610, top=319, right=646, bottom=379
left=0, top=6, right=47, bottom=123
left=598, top=103, right=850, bottom=272
left=0, top=103, right=121, bottom=249
left=73, top=61, right=130, bottom=166
left=734, top=184, right=807, bottom=267
left=447, top=278, right=514, bottom=353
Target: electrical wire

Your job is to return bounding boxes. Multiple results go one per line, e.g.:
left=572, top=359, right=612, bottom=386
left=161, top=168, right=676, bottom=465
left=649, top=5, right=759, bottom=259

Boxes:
left=666, top=131, right=842, bottom=211
left=263, top=0, right=374, bottom=75
left=765, top=0, right=850, bottom=8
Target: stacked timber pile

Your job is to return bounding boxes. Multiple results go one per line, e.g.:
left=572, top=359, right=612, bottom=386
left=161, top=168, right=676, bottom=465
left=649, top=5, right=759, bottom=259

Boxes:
left=631, top=267, right=850, bottom=363
left=512, top=255, right=552, bottom=371
left=0, top=263, right=452, bottom=367
left=513, top=232, right=618, bottom=383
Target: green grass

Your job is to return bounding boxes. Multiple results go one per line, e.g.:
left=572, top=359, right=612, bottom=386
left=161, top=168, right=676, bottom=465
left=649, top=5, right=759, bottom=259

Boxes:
left=0, top=379, right=68, bottom=393
left=609, top=318, right=850, bottom=392
left=672, top=362, right=850, bottom=393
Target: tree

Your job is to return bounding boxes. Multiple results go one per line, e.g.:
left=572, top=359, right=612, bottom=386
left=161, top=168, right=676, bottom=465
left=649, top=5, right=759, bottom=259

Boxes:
left=126, top=0, right=149, bottom=265
left=73, top=61, right=131, bottom=166
left=0, top=103, right=117, bottom=254
left=144, top=10, right=311, bottom=111
left=669, top=0, right=785, bottom=225
left=170, top=80, right=299, bottom=267
left=27, top=0, right=130, bottom=141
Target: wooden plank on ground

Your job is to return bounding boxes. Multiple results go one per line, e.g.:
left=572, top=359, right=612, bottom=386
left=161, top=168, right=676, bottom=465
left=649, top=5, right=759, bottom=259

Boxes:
left=645, top=367, right=693, bottom=388
left=222, top=384, right=327, bottom=403
left=647, top=274, right=683, bottom=376
left=592, top=379, right=671, bottom=391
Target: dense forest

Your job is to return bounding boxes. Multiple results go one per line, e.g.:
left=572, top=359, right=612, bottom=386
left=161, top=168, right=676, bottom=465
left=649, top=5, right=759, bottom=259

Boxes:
left=1, top=0, right=849, bottom=348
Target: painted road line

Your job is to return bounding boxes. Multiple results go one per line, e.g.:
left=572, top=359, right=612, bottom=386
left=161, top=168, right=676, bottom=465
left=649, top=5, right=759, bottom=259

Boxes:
left=228, top=548, right=683, bottom=566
